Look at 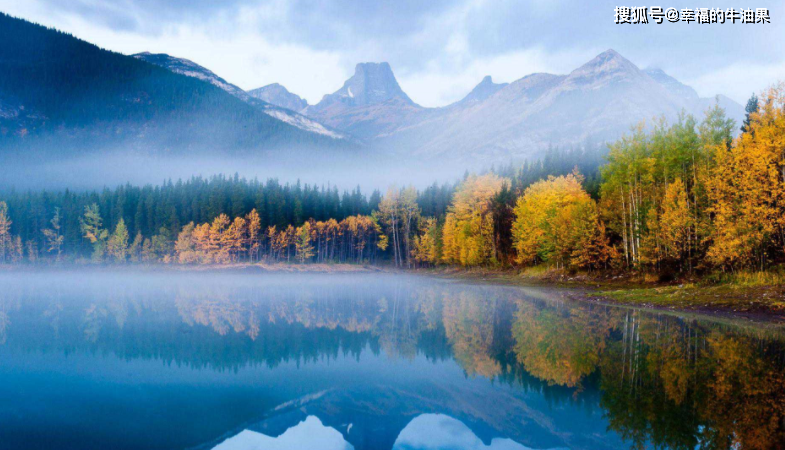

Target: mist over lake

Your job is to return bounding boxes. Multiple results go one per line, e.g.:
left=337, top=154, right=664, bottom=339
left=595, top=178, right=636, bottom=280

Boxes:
left=2, top=3, right=785, bottom=448
left=0, top=270, right=783, bottom=449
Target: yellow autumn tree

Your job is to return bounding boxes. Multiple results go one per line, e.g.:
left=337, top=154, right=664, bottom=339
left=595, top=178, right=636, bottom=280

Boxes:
left=245, top=209, right=261, bottom=262
left=707, top=84, right=785, bottom=269
left=412, top=217, right=439, bottom=266
left=513, top=173, right=609, bottom=269
left=295, top=221, right=314, bottom=263
left=175, top=222, right=200, bottom=264
left=107, top=218, right=129, bottom=263
left=659, top=178, right=692, bottom=266
left=441, top=174, right=506, bottom=266
left=225, top=216, right=247, bottom=262
left=209, top=214, right=231, bottom=264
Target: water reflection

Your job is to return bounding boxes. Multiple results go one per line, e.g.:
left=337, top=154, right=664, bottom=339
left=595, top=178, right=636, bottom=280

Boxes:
left=0, top=270, right=783, bottom=450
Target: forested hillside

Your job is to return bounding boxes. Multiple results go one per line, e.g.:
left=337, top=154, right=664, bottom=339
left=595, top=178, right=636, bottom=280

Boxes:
left=0, top=13, right=340, bottom=154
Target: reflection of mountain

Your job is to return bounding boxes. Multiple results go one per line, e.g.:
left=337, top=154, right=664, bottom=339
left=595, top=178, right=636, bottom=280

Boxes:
left=213, top=416, right=352, bottom=450
left=2, top=271, right=785, bottom=449
left=214, top=413, right=572, bottom=450
left=208, top=383, right=617, bottom=450
left=394, top=414, right=569, bottom=450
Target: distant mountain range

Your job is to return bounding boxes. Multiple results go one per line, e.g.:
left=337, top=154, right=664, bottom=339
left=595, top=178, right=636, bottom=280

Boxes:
left=0, top=13, right=348, bottom=156
left=135, top=48, right=744, bottom=163
left=300, top=50, right=744, bottom=161
left=0, top=13, right=744, bottom=164
left=132, top=52, right=347, bottom=140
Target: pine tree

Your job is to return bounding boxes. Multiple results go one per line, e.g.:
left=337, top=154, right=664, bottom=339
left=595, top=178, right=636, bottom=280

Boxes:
left=741, top=93, right=759, bottom=133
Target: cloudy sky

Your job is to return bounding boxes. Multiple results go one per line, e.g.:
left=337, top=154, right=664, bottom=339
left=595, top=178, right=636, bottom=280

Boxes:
left=1, top=0, right=782, bottom=106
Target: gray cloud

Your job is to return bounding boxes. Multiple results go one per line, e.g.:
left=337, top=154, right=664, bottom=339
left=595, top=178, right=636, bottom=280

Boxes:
left=6, top=0, right=785, bottom=104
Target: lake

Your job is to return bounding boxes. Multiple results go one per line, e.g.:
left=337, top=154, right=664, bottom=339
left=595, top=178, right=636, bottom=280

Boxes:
left=0, top=270, right=783, bottom=449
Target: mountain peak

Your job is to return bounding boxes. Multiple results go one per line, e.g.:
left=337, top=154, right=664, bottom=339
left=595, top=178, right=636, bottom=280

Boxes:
left=354, top=61, right=393, bottom=74
left=598, top=48, right=622, bottom=58
left=248, top=83, right=308, bottom=112
left=564, top=49, right=644, bottom=89
left=319, top=61, right=413, bottom=108
left=454, top=75, right=508, bottom=106
left=579, top=49, right=637, bottom=72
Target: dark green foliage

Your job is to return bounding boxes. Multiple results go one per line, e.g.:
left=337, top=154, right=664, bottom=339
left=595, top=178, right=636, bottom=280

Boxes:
left=417, top=182, right=457, bottom=218
left=491, top=145, right=607, bottom=198
left=741, top=93, right=759, bottom=133
left=0, top=13, right=336, bottom=153
left=0, top=175, right=384, bottom=259
left=492, top=181, right=516, bottom=264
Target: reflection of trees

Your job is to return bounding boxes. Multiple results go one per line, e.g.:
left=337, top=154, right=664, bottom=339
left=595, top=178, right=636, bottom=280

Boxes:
left=0, top=294, right=19, bottom=346
left=0, top=311, right=8, bottom=345
left=699, top=333, right=785, bottom=449
left=512, top=301, right=611, bottom=388
left=507, top=296, right=785, bottom=449
left=3, top=274, right=785, bottom=447
left=599, top=314, right=785, bottom=449
left=442, top=291, right=501, bottom=378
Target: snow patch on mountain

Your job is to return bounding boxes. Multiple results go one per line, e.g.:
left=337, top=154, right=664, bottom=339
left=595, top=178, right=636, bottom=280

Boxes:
left=264, top=108, right=344, bottom=139
left=134, top=52, right=345, bottom=140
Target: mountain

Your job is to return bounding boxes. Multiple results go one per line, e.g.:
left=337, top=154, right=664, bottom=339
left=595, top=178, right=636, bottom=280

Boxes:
left=133, top=52, right=249, bottom=99
left=305, top=62, right=422, bottom=138
left=643, top=67, right=699, bottom=100
left=133, top=52, right=346, bottom=140
left=305, top=50, right=744, bottom=162
left=452, top=76, right=509, bottom=107
left=0, top=14, right=744, bottom=166
left=0, top=13, right=345, bottom=155
left=314, top=62, right=414, bottom=108
left=248, top=83, right=308, bottom=113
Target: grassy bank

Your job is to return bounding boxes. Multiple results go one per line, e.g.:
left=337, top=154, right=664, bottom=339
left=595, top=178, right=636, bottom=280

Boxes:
left=421, top=265, right=785, bottom=320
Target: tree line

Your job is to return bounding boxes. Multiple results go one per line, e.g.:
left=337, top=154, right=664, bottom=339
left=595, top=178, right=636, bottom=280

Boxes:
left=1, top=88, right=783, bottom=275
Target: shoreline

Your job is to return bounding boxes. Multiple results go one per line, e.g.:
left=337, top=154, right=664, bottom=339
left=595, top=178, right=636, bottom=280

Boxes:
left=3, top=263, right=784, bottom=322
left=414, top=266, right=785, bottom=323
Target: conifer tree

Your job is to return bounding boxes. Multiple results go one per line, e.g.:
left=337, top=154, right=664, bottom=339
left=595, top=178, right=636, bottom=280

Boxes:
left=741, top=93, right=759, bottom=133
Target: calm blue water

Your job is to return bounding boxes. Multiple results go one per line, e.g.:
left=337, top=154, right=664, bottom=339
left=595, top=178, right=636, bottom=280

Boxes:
left=0, top=270, right=783, bottom=449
